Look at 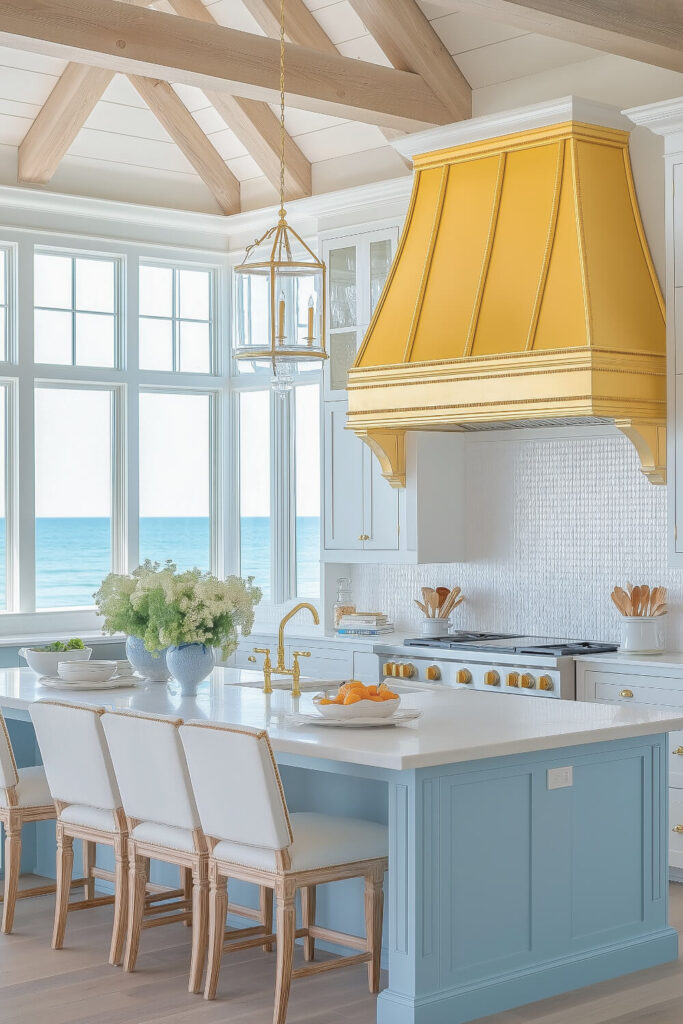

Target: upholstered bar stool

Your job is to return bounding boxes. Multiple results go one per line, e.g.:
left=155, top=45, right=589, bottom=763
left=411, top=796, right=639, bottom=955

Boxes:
left=101, top=708, right=276, bottom=994
left=0, top=709, right=58, bottom=933
left=180, top=720, right=388, bottom=1024
left=29, top=699, right=129, bottom=964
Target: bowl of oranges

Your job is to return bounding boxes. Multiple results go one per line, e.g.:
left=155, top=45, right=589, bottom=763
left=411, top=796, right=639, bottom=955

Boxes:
left=313, top=680, right=400, bottom=720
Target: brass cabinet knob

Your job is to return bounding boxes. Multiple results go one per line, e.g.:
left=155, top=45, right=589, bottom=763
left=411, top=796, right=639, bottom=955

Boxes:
left=357, top=534, right=370, bottom=541
left=484, top=670, right=500, bottom=686
left=426, top=665, right=441, bottom=681
left=456, top=669, right=472, bottom=684
left=506, top=672, right=519, bottom=687
left=619, top=689, right=634, bottom=698
left=521, top=674, right=535, bottom=689
left=539, top=675, right=554, bottom=691
left=673, top=825, right=683, bottom=833
left=673, top=747, right=683, bottom=756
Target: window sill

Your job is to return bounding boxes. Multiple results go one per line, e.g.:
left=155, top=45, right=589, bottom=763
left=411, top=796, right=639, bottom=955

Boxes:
left=0, top=629, right=125, bottom=650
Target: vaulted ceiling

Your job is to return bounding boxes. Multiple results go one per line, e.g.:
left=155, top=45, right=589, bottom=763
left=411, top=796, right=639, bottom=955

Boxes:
left=0, top=0, right=682, bottom=216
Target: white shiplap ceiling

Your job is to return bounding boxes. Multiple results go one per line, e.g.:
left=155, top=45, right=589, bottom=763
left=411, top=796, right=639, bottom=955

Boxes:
left=0, top=0, right=628, bottom=214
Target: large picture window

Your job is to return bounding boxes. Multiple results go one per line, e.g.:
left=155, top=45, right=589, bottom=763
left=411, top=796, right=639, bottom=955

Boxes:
left=2, top=230, right=324, bottom=628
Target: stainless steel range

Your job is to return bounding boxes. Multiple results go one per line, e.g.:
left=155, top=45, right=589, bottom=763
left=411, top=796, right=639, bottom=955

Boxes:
left=374, top=632, right=618, bottom=700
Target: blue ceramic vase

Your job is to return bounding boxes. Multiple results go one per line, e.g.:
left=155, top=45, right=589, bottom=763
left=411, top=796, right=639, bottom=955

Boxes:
left=166, top=643, right=215, bottom=697
left=125, top=635, right=170, bottom=682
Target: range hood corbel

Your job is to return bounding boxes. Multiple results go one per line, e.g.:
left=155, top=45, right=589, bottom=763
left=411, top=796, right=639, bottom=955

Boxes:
left=347, top=98, right=666, bottom=486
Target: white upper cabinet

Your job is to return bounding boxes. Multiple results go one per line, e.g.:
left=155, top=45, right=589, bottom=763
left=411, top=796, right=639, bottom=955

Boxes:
left=320, top=224, right=464, bottom=564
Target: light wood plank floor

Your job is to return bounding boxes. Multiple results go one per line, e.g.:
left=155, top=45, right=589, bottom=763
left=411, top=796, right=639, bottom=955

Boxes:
left=2, top=880, right=683, bottom=1023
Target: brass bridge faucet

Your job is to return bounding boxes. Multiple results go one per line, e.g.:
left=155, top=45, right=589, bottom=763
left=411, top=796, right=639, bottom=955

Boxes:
left=249, top=602, right=319, bottom=697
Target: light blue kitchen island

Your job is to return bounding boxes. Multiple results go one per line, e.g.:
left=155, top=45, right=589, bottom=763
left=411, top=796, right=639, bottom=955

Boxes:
left=1, top=666, right=682, bottom=1024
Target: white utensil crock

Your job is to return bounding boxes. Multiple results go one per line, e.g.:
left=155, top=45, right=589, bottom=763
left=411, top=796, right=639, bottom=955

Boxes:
left=619, top=616, right=665, bottom=655
left=421, top=618, right=450, bottom=637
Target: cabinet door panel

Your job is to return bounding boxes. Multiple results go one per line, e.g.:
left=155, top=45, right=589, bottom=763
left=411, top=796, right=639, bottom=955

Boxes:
left=363, top=446, right=400, bottom=550
left=324, top=402, right=364, bottom=550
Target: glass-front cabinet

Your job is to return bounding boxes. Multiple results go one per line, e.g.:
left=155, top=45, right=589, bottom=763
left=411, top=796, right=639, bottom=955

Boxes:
left=321, top=226, right=400, bottom=559
left=323, top=228, right=398, bottom=398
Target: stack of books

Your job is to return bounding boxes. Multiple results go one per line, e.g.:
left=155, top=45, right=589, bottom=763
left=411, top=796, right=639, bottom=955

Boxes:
left=336, top=612, right=394, bottom=636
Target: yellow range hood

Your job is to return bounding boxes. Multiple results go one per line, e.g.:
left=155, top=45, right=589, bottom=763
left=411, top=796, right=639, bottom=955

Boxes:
left=346, top=98, right=666, bottom=486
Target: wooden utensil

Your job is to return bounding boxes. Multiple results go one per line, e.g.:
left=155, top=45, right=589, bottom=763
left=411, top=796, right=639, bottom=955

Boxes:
left=428, top=591, right=440, bottom=618
left=439, top=588, right=462, bottom=619
left=653, top=604, right=668, bottom=617
left=630, top=585, right=641, bottom=617
left=613, top=586, right=633, bottom=616
left=422, top=587, right=435, bottom=617
left=414, top=599, right=427, bottom=615
left=611, top=591, right=630, bottom=616
left=639, top=585, right=650, bottom=617
left=436, top=587, right=449, bottom=612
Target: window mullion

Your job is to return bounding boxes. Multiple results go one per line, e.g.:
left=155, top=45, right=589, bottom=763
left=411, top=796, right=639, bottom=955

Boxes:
left=124, top=253, right=139, bottom=572
left=16, top=240, right=36, bottom=613
left=270, top=389, right=295, bottom=605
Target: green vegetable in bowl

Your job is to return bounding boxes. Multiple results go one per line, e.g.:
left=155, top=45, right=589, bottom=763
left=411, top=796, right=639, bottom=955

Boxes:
left=34, top=638, right=85, bottom=653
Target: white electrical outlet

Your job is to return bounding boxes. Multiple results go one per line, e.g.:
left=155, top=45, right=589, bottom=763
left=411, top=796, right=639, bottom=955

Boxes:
left=547, top=766, right=573, bottom=790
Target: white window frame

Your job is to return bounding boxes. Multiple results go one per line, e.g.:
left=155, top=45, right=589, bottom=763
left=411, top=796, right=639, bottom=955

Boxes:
left=138, top=258, right=217, bottom=375
left=0, top=228, right=231, bottom=636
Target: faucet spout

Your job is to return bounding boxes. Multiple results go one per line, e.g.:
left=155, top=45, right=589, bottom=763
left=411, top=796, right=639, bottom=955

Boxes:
left=276, top=602, right=319, bottom=672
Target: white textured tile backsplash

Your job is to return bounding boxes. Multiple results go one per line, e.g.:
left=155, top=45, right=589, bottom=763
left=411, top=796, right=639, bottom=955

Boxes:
left=352, top=429, right=682, bottom=647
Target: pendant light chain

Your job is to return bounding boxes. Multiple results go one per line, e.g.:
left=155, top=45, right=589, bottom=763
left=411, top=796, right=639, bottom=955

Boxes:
left=279, top=0, right=286, bottom=221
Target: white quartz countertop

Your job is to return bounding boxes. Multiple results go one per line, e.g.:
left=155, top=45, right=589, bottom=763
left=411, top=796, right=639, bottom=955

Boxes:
left=575, top=651, right=683, bottom=670
left=1, top=667, right=683, bottom=771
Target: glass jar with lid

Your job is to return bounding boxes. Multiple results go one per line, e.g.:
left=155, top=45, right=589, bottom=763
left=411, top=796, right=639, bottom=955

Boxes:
left=333, top=577, right=355, bottom=631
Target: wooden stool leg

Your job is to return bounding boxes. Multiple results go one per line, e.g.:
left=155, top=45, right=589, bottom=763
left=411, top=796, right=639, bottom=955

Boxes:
left=204, top=865, right=227, bottom=1001
left=188, top=863, right=209, bottom=994
left=52, top=825, right=74, bottom=950
left=109, top=834, right=129, bottom=967
left=82, top=840, right=96, bottom=901
left=182, top=866, right=193, bottom=926
left=273, top=881, right=296, bottom=1024
left=301, top=885, right=316, bottom=961
left=1, top=819, right=22, bottom=935
left=364, top=868, right=384, bottom=994
left=260, top=885, right=273, bottom=953
left=124, top=852, right=147, bottom=973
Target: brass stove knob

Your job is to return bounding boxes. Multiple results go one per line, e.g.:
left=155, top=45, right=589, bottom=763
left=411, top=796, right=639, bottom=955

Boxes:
left=399, top=663, right=415, bottom=679
left=539, top=675, right=554, bottom=691
left=426, top=665, right=441, bottom=681
left=520, top=673, right=536, bottom=689
left=456, top=669, right=472, bottom=685
left=383, top=662, right=396, bottom=677
left=484, top=670, right=500, bottom=686
left=506, top=672, right=519, bottom=687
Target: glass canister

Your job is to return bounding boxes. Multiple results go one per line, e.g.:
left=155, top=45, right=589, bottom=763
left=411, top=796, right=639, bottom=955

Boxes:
left=334, top=577, right=355, bottom=630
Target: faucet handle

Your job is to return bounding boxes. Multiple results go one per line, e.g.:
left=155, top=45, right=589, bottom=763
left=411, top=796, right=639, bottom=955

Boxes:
left=254, top=647, right=271, bottom=656
left=292, top=651, right=311, bottom=659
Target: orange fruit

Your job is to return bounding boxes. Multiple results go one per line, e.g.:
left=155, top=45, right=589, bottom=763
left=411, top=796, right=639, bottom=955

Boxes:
left=367, top=685, right=379, bottom=696
left=381, top=690, right=398, bottom=700
left=343, top=692, right=366, bottom=705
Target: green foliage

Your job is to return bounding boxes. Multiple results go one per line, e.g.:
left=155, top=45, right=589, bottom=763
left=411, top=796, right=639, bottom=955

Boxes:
left=34, top=637, right=85, bottom=652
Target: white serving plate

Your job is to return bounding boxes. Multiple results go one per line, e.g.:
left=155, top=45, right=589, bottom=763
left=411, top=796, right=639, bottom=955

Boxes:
left=38, top=675, right=140, bottom=691
left=313, top=695, right=400, bottom=720
left=58, top=659, right=117, bottom=682
left=285, top=709, right=422, bottom=728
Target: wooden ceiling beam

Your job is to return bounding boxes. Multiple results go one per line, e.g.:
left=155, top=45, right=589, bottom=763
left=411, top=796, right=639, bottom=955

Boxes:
left=242, top=0, right=336, bottom=53
left=18, top=63, right=114, bottom=183
left=450, top=0, right=683, bottom=74
left=348, top=0, right=471, bottom=121
left=0, top=0, right=452, bottom=130
left=128, top=76, right=240, bottom=214
left=167, top=0, right=310, bottom=200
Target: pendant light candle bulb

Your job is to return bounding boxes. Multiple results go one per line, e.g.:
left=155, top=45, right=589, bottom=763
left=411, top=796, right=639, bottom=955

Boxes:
left=307, top=295, right=315, bottom=343
left=278, top=290, right=286, bottom=341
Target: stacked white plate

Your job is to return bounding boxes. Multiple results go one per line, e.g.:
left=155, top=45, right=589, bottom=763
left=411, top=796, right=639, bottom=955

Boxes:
left=39, top=660, right=139, bottom=691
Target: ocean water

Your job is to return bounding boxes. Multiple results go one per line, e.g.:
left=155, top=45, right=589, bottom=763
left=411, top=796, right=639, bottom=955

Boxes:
left=0, top=516, right=320, bottom=609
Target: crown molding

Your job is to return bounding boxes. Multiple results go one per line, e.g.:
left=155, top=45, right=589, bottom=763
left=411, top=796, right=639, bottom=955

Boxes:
left=393, top=96, right=631, bottom=161
left=625, top=97, right=683, bottom=152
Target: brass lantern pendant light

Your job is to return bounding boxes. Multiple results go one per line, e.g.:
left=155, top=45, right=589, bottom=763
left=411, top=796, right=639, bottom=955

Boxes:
left=233, top=0, right=327, bottom=394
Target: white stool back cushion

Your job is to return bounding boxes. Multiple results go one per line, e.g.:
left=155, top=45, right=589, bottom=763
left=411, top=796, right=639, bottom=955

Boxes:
left=0, top=710, right=18, bottom=791
left=102, top=709, right=200, bottom=831
left=30, top=699, right=121, bottom=810
left=180, top=721, right=292, bottom=851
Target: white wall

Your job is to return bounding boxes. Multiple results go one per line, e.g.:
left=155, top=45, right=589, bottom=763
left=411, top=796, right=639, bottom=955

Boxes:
left=352, top=427, right=682, bottom=646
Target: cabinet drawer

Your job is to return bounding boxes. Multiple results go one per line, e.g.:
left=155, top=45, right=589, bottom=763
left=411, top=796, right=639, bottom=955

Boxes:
left=670, top=789, right=683, bottom=870
left=592, top=677, right=683, bottom=708
left=671, top=731, right=683, bottom=789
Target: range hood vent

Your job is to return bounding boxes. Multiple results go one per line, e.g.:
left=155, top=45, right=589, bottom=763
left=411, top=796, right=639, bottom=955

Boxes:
left=347, top=99, right=666, bottom=486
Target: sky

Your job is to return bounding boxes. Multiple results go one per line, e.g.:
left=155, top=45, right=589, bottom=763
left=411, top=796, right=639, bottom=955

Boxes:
left=28, top=383, right=320, bottom=519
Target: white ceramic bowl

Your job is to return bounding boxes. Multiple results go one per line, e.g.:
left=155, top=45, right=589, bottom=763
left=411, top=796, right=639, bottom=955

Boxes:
left=19, top=646, right=92, bottom=677
left=313, top=694, right=400, bottom=720
left=57, top=659, right=117, bottom=682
